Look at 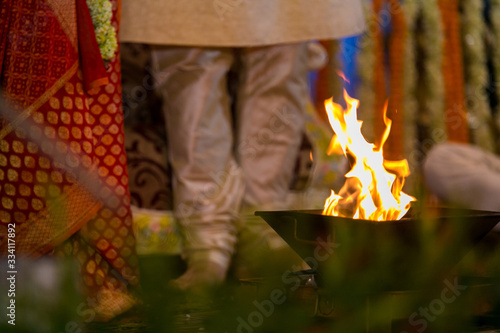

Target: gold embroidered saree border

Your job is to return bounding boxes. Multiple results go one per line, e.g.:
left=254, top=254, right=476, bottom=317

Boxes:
left=0, top=61, right=78, bottom=141
left=0, top=179, right=102, bottom=257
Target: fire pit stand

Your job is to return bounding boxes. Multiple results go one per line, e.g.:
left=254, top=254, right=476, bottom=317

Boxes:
left=252, top=207, right=500, bottom=331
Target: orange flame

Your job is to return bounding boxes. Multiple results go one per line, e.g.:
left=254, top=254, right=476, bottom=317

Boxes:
left=322, top=90, right=415, bottom=221
left=335, top=69, right=351, bottom=84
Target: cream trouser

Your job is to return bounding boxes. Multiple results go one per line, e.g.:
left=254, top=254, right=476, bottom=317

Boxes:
left=151, top=44, right=309, bottom=267
left=423, top=142, right=500, bottom=212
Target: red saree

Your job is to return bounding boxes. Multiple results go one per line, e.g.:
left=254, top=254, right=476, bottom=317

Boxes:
left=0, top=0, right=139, bottom=320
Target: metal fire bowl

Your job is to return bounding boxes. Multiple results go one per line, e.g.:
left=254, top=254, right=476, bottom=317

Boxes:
left=255, top=207, right=500, bottom=292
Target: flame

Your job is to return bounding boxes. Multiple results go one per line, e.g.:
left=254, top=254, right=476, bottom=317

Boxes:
left=322, top=90, right=415, bottom=221
left=335, top=69, right=351, bottom=84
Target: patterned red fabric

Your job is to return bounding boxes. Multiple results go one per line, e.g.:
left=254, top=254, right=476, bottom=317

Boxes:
left=76, top=0, right=110, bottom=91
left=0, top=0, right=139, bottom=319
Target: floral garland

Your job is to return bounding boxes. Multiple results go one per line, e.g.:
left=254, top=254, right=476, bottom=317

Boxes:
left=417, top=0, right=446, bottom=142
left=489, top=0, right=500, bottom=148
left=355, top=0, right=376, bottom=143
left=460, top=0, right=495, bottom=151
left=354, top=0, right=447, bottom=190
left=86, top=0, right=118, bottom=61
left=438, top=0, right=469, bottom=143
left=357, top=0, right=419, bottom=161
left=387, top=0, right=408, bottom=161
left=415, top=0, right=447, bottom=162
left=371, top=0, right=387, bottom=152
left=401, top=0, right=419, bottom=158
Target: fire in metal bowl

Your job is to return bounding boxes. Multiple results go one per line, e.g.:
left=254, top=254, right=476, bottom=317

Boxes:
left=256, top=207, right=500, bottom=292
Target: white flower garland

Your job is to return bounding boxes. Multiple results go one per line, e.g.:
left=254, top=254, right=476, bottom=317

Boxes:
left=461, top=0, right=495, bottom=151
left=86, top=0, right=118, bottom=61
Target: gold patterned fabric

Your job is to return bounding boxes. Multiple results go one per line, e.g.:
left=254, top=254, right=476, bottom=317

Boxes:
left=0, top=0, right=139, bottom=320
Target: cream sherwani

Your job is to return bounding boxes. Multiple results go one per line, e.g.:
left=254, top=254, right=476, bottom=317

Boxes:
left=120, top=1, right=366, bottom=279
left=120, top=0, right=365, bottom=46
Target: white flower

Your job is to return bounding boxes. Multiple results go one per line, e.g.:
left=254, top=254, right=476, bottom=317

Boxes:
left=86, top=0, right=117, bottom=61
